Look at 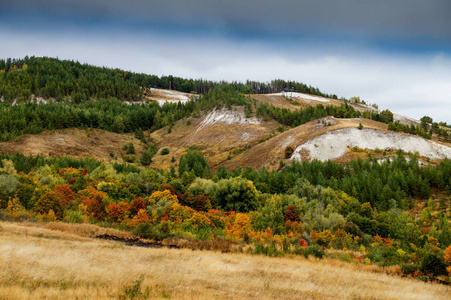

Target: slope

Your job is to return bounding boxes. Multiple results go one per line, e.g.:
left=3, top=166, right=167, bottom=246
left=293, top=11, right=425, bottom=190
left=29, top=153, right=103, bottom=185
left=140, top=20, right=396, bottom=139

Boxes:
left=1, top=221, right=450, bottom=300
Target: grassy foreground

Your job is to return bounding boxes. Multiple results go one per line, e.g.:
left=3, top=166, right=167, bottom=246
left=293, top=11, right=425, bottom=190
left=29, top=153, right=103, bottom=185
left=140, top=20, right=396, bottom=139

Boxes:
left=0, top=221, right=450, bottom=299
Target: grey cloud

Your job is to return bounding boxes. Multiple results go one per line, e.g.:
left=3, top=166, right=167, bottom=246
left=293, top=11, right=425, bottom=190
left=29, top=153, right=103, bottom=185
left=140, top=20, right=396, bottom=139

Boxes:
left=4, top=0, right=451, bottom=41
left=2, top=27, right=451, bottom=123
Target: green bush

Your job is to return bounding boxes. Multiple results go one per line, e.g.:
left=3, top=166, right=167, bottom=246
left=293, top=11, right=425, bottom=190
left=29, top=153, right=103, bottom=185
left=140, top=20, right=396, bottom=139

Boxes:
left=401, top=263, right=420, bottom=275
left=304, top=245, right=325, bottom=259
left=124, top=155, right=136, bottom=163
left=126, top=143, right=136, bottom=155
left=161, top=148, right=170, bottom=155
left=420, top=253, right=447, bottom=277
left=284, top=146, right=294, bottom=159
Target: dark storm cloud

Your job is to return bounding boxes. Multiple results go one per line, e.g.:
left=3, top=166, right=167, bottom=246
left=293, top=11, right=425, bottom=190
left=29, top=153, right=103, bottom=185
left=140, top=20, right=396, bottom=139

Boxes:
left=3, top=0, right=451, bottom=42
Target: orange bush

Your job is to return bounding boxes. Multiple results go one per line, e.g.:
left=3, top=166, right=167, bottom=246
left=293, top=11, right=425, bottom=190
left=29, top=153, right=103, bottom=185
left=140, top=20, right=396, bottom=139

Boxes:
left=299, top=238, right=308, bottom=248
left=129, top=209, right=150, bottom=227
left=53, top=185, right=75, bottom=205
left=373, top=234, right=383, bottom=244
left=384, top=238, right=392, bottom=247
left=81, top=197, right=104, bottom=219
left=33, top=190, right=65, bottom=219
left=444, top=245, right=451, bottom=264
left=284, top=220, right=302, bottom=235
left=106, top=201, right=130, bottom=223
left=310, top=230, right=319, bottom=241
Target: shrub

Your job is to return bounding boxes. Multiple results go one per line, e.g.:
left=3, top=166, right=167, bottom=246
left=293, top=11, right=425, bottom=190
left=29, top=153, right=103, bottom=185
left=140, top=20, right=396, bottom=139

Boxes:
left=53, top=185, right=75, bottom=205
left=130, top=197, right=147, bottom=215
left=420, top=253, right=447, bottom=277
left=124, top=155, right=136, bottom=163
left=444, top=245, right=451, bottom=264
left=33, top=190, right=65, bottom=219
left=161, top=148, right=170, bottom=155
left=140, top=150, right=153, bottom=166
left=106, top=201, right=130, bottom=223
left=119, top=274, right=149, bottom=300
left=65, top=210, right=86, bottom=223
left=284, top=146, right=294, bottom=159
left=401, top=263, right=420, bottom=276
left=304, top=245, right=325, bottom=259
left=126, top=143, right=136, bottom=155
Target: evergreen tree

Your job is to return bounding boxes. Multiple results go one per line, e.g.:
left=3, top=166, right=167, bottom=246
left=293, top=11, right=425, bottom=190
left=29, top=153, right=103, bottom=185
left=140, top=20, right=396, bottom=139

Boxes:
left=140, top=150, right=153, bottom=166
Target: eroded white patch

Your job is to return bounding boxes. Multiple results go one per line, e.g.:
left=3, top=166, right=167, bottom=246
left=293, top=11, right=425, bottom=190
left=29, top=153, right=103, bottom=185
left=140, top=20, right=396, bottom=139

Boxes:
left=197, top=108, right=260, bottom=132
left=291, top=128, right=451, bottom=161
left=269, top=92, right=330, bottom=102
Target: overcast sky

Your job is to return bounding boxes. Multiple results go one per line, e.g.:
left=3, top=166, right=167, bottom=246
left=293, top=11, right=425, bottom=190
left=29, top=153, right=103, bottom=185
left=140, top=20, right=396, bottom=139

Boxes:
left=1, top=0, right=451, bottom=123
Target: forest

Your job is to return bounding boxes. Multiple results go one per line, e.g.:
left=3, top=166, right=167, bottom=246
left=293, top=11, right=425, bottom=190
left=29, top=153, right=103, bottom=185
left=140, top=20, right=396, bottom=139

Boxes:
left=1, top=151, right=451, bottom=280
left=0, top=56, right=339, bottom=102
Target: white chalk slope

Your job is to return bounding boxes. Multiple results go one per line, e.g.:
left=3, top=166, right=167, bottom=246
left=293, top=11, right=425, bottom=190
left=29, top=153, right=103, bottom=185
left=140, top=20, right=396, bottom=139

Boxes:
left=269, top=92, right=330, bottom=103
left=196, top=108, right=260, bottom=132
left=291, top=128, right=451, bottom=162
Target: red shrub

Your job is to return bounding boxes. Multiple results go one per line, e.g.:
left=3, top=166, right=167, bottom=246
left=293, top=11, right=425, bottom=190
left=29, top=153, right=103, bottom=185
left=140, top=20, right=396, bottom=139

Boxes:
left=53, top=185, right=75, bottom=205
left=284, top=205, right=300, bottom=222
left=299, top=238, right=308, bottom=248
left=82, top=198, right=104, bottom=219
left=106, top=201, right=130, bottom=223
left=130, top=197, right=148, bottom=215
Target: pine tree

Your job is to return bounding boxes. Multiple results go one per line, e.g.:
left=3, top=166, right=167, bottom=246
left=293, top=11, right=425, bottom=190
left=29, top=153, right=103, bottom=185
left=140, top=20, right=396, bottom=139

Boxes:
left=127, top=143, right=136, bottom=155
left=140, top=150, right=153, bottom=166
left=112, top=116, right=125, bottom=133
left=178, top=156, right=188, bottom=177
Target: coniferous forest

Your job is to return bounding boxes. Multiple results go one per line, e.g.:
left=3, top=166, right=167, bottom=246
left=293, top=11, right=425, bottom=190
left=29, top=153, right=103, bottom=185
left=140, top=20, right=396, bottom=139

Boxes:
left=1, top=57, right=451, bottom=282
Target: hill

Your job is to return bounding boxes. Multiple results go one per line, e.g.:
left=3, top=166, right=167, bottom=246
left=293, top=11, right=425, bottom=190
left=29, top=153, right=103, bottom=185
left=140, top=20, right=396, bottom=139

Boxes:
left=2, top=57, right=451, bottom=290
left=1, top=221, right=450, bottom=300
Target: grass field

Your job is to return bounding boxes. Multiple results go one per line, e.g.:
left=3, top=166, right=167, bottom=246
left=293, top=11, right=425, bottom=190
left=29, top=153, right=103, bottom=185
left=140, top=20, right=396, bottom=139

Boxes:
left=1, top=221, right=450, bottom=299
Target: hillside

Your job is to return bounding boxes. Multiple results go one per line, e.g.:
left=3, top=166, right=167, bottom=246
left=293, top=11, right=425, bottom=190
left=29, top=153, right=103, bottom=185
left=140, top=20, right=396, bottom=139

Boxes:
left=2, top=57, right=451, bottom=292
left=2, top=221, right=450, bottom=300
left=0, top=129, right=146, bottom=162
left=1, top=97, right=450, bottom=171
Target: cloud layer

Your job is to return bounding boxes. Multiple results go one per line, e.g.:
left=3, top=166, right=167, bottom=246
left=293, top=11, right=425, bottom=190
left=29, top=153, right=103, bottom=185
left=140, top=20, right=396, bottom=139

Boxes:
left=1, top=1, right=451, bottom=123
left=5, top=0, right=451, bottom=43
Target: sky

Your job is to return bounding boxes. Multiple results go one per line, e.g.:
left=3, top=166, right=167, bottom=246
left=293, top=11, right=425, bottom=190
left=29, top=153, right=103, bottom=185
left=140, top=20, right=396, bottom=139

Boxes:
left=1, top=0, right=451, bottom=123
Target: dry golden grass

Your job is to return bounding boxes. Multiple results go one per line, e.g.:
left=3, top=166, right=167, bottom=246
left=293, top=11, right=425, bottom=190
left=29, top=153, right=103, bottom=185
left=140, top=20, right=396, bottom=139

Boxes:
left=0, top=128, right=146, bottom=163
left=1, top=221, right=450, bottom=299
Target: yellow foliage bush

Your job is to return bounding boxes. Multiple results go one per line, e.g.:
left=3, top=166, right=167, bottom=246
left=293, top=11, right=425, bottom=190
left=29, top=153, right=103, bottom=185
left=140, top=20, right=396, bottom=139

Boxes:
left=148, top=190, right=178, bottom=204
left=444, top=245, right=451, bottom=264
left=189, top=212, right=214, bottom=229
left=165, top=203, right=194, bottom=224
left=226, top=213, right=253, bottom=240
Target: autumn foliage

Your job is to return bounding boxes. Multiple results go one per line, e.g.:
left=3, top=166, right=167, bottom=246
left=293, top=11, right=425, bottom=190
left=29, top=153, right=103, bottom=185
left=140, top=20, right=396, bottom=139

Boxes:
left=106, top=201, right=130, bottom=223
left=33, top=190, right=66, bottom=218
